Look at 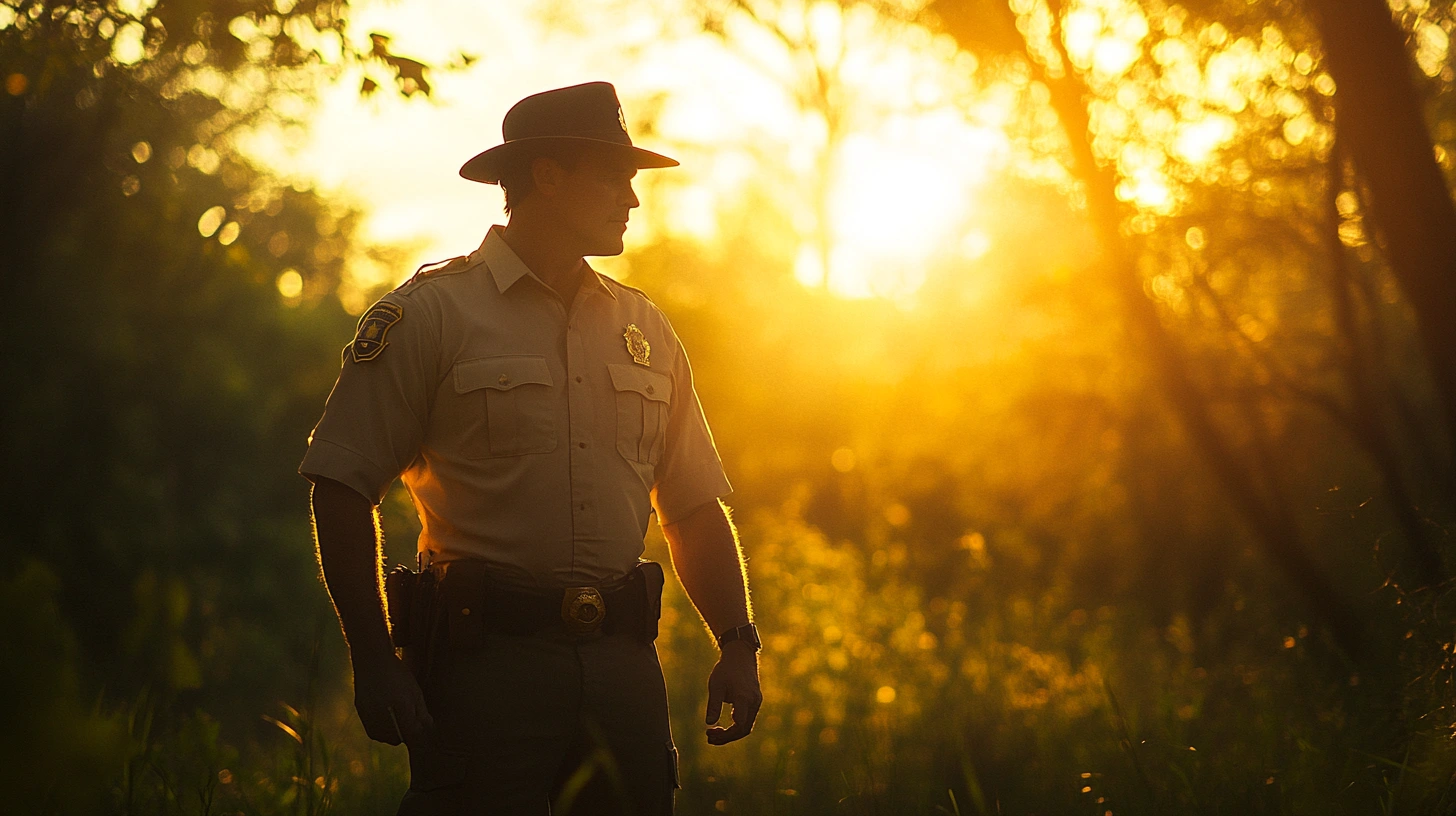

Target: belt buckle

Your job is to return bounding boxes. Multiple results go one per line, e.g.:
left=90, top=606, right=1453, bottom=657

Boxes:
left=561, top=586, right=606, bottom=634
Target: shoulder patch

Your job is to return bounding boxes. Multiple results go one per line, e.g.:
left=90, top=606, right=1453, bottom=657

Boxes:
left=349, top=301, right=404, bottom=362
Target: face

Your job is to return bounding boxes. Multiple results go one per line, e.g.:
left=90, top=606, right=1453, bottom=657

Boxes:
left=542, top=147, right=640, bottom=257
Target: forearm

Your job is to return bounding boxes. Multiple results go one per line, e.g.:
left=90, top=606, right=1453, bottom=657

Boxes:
left=311, top=477, right=394, bottom=666
left=663, top=499, right=751, bottom=637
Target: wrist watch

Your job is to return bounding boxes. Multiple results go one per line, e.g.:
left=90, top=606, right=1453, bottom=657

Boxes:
left=716, top=622, right=761, bottom=652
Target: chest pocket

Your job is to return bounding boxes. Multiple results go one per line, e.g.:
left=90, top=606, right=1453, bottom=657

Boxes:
left=453, top=356, right=557, bottom=458
left=608, top=363, right=672, bottom=466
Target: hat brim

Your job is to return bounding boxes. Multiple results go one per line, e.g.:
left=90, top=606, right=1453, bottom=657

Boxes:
left=459, top=137, right=679, bottom=184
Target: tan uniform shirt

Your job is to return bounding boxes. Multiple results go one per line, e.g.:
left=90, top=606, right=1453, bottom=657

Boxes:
left=300, top=226, right=732, bottom=590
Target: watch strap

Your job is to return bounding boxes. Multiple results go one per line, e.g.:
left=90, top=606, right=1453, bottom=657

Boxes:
left=716, top=623, right=761, bottom=652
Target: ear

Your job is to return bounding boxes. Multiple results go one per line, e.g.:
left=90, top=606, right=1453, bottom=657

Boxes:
left=531, top=156, right=568, bottom=199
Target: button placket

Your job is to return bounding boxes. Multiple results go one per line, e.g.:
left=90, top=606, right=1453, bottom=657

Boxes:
left=564, top=310, right=596, bottom=543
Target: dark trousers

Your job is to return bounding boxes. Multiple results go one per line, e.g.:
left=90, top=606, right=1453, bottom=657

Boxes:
left=396, top=624, right=679, bottom=815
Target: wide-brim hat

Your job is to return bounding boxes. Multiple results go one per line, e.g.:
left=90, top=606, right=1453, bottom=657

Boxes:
left=460, top=81, right=679, bottom=184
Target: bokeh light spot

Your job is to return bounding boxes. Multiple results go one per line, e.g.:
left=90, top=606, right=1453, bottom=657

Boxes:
left=277, top=269, right=304, bottom=299
left=111, top=21, right=147, bottom=65
left=884, top=503, right=910, bottom=526
left=197, top=206, right=226, bottom=238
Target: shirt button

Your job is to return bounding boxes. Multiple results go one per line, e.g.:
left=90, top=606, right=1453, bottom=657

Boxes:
left=575, top=376, right=583, bottom=383
left=645, top=384, right=655, bottom=394
left=461, top=608, right=471, bottom=616
left=498, top=374, right=510, bottom=386
left=578, top=441, right=587, bottom=448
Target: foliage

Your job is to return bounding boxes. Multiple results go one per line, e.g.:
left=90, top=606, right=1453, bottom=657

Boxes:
left=6, top=0, right=1456, bottom=813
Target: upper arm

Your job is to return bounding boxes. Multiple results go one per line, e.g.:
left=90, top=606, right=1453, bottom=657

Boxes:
left=300, top=294, right=441, bottom=504
left=649, top=320, right=733, bottom=526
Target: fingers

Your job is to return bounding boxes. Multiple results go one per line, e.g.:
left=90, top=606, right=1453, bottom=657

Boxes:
left=387, top=706, right=406, bottom=743
left=705, top=674, right=726, bottom=727
left=705, top=683, right=763, bottom=745
left=358, top=701, right=404, bottom=745
left=356, top=670, right=434, bottom=748
left=706, top=699, right=762, bottom=745
left=399, top=688, right=436, bottom=750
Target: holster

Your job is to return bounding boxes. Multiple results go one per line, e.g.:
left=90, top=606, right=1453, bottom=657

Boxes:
left=637, top=559, right=665, bottom=643
left=384, top=564, right=437, bottom=683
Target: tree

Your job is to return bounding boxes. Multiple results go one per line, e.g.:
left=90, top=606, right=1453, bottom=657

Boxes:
left=1310, top=0, right=1456, bottom=463
left=0, top=1, right=434, bottom=808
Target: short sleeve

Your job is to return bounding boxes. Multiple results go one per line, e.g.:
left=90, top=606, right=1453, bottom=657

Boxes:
left=650, top=328, right=732, bottom=525
left=299, top=294, right=439, bottom=505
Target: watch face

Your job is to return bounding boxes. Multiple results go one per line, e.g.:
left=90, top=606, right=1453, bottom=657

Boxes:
left=744, top=624, right=762, bottom=649
left=722, top=623, right=761, bottom=651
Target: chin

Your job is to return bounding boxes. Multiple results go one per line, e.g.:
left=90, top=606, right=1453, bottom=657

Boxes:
left=587, top=236, right=626, bottom=257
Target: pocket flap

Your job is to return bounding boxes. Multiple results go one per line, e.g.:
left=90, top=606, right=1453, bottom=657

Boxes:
left=608, top=363, right=672, bottom=403
left=454, top=356, right=554, bottom=393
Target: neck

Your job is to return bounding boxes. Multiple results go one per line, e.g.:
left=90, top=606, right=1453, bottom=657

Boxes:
left=500, top=218, right=583, bottom=302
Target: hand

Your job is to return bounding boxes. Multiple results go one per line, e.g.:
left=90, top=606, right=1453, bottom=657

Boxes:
left=705, top=641, right=762, bottom=745
left=352, top=651, right=434, bottom=748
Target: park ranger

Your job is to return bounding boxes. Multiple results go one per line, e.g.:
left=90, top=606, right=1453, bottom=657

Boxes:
left=301, top=82, right=762, bottom=814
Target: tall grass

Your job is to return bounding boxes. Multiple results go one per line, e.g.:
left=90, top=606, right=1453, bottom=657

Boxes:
left=18, top=507, right=1455, bottom=815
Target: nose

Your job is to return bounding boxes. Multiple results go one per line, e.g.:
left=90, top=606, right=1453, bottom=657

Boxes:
left=625, top=181, right=640, bottom=210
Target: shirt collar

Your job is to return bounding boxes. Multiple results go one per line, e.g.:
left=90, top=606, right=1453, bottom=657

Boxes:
left=479, top=225, right=532, bottom=293
left=478, top=225, right=618, bottom=301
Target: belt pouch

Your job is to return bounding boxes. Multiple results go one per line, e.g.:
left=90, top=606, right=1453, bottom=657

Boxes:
left=442, top=561, right=487, bottom=651
left=638, top=560, right=665, bottom=643
left=384, top=565, right=416, bottom=648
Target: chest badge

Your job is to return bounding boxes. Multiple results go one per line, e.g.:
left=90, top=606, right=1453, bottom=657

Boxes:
left=350, top=300, right=403, bottom=363
left=623, top=323, right=651, bottom=367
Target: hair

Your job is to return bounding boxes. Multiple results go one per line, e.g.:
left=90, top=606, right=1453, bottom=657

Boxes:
left=498, top=142, right=587, bottom=215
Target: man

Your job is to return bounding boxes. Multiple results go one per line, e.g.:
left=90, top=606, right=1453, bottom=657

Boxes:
left=301, top=82, right=762, bottom=814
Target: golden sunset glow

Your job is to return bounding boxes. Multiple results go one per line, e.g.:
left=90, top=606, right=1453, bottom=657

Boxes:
left=233, top=0, right=1349, bottom=308
left=16, top=0, right=1456, bottom=809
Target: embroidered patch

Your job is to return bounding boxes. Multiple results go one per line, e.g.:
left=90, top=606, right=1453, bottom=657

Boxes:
left=350, top=301, right=404, bottom=362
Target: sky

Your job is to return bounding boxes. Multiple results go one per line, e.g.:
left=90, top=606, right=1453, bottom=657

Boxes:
left=244, top=0, right=1009, bottom=303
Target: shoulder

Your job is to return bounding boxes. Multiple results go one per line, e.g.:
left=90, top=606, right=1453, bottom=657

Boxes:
left=394, top=254, right=485, bottom=297
left=599, top=273, right=653, bottom=303
left=601, top=275, right=675, bottom=330
left=347, top=254, right=483, bottom=357
left=373, top=253, right=488, bottom=328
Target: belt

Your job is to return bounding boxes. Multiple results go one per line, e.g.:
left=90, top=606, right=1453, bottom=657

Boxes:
left=431, top=560, right=651, bottom=638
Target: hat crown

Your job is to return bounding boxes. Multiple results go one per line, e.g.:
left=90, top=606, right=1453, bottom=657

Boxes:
left=502, top=81, right=632, bottom=146
left=459, top=81, right=677, bottom=184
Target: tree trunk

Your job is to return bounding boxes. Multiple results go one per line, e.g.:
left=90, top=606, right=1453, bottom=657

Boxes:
left=928, top=0, right=1366, bottom=654
left=1312, top=0, right=1456, bottom=461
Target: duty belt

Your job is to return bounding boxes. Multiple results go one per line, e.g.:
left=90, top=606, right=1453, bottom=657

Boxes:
left=430, top=560, right=655, bottom=639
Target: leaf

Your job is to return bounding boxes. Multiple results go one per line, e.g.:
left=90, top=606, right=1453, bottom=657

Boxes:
left=261, top=714, right=303, bottom=744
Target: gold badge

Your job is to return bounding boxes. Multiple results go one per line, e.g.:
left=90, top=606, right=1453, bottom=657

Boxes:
left=624, top=323, right=651, bottom=366
left=561, top=587, right=607, bottom=634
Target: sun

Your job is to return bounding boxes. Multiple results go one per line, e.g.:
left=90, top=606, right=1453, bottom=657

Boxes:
left=251, top=0, right=1011, bottom=308
left=800, top=116, right=1004, bottom=301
